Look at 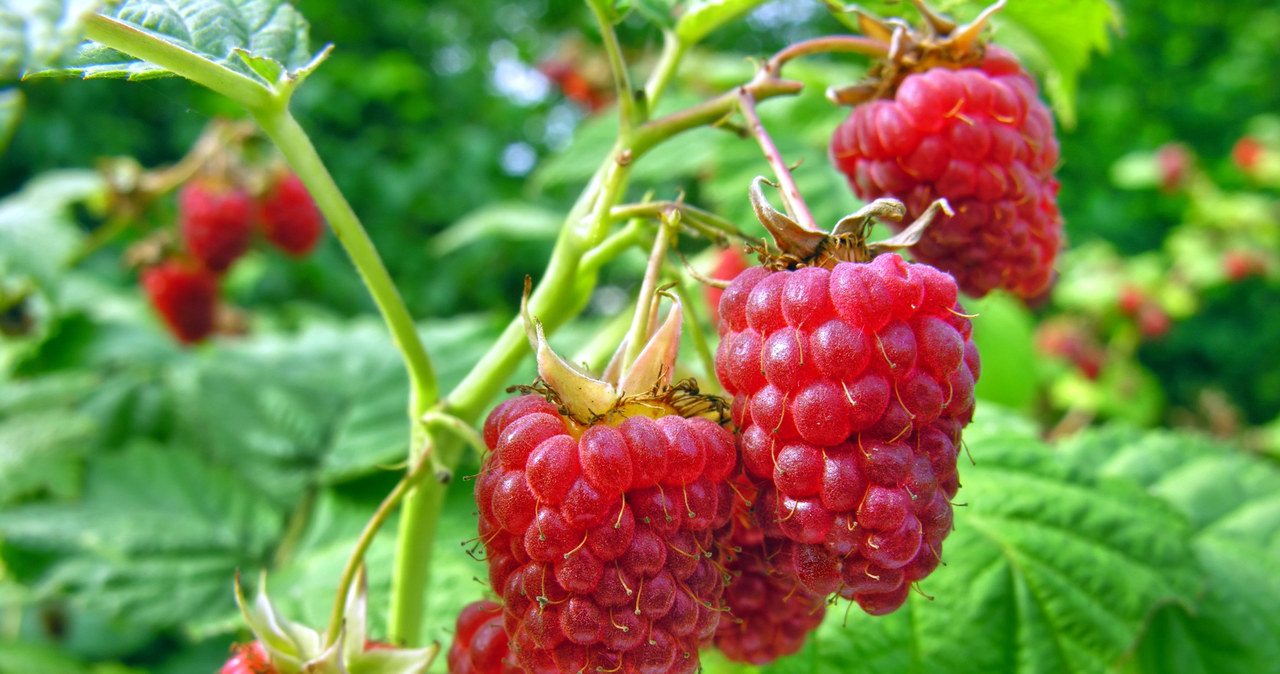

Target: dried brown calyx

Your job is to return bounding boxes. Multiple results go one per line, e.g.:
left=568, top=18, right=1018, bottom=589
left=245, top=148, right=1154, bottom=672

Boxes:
left=747, top=176, right=952, bottom=271
left=829, top=0, right=1007, bottom=106
left=519, top=283, right=729, bottom=435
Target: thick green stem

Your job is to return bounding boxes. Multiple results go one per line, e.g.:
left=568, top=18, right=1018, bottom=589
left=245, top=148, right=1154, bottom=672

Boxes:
left=621, top=217, right=673, bottom=372
left=82, top=14, right=272, bottom=108
left=387, top=423, right=447, bottom=646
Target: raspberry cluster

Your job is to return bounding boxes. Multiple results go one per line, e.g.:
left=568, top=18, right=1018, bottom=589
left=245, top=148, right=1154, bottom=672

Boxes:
left=831, top=46, right=1062, bottom=298
left=142, top=168, right=323, bottom=345
left=713, top=253, right=978, bottom=615
left=474, top=394, right=738, bottom=673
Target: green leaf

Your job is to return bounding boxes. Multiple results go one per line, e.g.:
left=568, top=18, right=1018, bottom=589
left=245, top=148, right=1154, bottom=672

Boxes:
left=630, top=0, right=679, bottom=29
left=767, top=410, right=1202, bottom=674
left=993, top=0, right=1120, bottom=128
left=49, top=0, right=313, bottom=84
left=0, top=0, right=105, bottom=80
left=675, top=0, right=772, bottom=45
left=0, top=88, right=22, bottom=154
left=431, top=202, right=563, bottom=256
left=0, top=169, right=102, bottom=292
left=0, top=408, right=96, bottom=505
left=1057, top=429, right=1280, bottom=674
left=968, top=293, right=1037, bottom=412
left=0, top=443, right=282, bottom=630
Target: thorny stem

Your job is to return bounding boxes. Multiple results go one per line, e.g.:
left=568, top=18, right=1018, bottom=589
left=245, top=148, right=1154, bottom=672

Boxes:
left=325, top=441, right=436, bottom=648
left=737, top=88, right=820, bottom=231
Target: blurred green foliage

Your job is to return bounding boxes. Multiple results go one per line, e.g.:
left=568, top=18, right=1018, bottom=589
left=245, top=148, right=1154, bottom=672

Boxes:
left=3, top=0, right=1280, bottom=673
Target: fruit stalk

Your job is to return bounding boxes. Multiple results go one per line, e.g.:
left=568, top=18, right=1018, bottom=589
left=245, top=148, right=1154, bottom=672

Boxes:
left=324, top=438, right=436, bottom=647
left=738, top=87, right=819, bottom=231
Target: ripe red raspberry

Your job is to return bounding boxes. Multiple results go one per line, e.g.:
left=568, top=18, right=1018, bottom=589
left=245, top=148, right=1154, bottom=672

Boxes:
left=713, top=506, right=826, bottom=665
left=448, top=600, right=522, bottom=673
left=141, top=260, right=218, bottom=344
left=714, top=252, right=978, bottom=616
left=1155, top=143, right=1192, bottom=193
left=831, top=44, right=1062, bottom=298
left=220, top=642, right=273, bottom=674
left=179, top=179, right=254, bottom=273
left=257, top=171, right=324, bottom=257
left=475, top=392, right=736, bottom=673
left=706, top=247, right=751, bottom=326
left=1233, top=136, right=1264, bottom=173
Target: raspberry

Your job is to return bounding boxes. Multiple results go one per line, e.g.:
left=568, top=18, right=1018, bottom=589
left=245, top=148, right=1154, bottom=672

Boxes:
left=220, top=642, right=273, bottom=674
left=257, top=171, right=324, bottom=257
left=715, top=252, right=978, bottom=616
left=1154, top=142, right=1192, bottom=193
left=448, top=600, right=522, bottom=673
left=830, top=45, right=1063, bottom=298
left=476, top=394, right=733, bottom=673
left=1233, top=136, right=1264, bottom=173
left=713, top=508, right=826, bottom=665
left=141, top=259, right=218, bottom=344
left=179, top=179, right=254, bottom=274
left=705, top=247, right=751, bottom=326
left=219, top=640, right=395, bottom=674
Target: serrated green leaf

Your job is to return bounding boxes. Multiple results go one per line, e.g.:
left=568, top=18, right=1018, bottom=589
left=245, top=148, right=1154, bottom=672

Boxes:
left=1058, top=430, right=1280, bottom=674
left=0, top=409, right=96, bottom=504
left=49, top=0, right=313, bottom=84
left=995, top=0, right=1119, bottom=129
left=766, top=410, right=1201, bottom=674
left=0, top=0, right=105, bottom=80
left=0, top=443, right=282, bottom=630
left=675, top=0, right=772, bottom=45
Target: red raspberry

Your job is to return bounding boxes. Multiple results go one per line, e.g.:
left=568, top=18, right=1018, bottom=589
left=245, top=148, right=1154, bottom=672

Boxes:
left=475, top=394, right=736, bottom=673
left=220, top=642, right=274, bottom=674
left=1155, top=143, right=1192, bottom=193
left=1233, top=136, right=1264, bottom=172
left=448, top=600, right=521, bottom=673
left=141, top=260, right=218, bottom=344
left=714, top=253, right=978, bottom=616
left=713, top=508, right=825, bottom=665
left=831, top=45, right=1062, bottom=298
left=179, top=179, right=254, bottom=273
left=705, top=247, right=751, bottom=326
left=257, top=171, right=324, bottom=257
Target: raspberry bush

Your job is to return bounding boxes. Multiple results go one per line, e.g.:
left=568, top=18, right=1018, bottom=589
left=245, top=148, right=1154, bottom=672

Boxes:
left=3, top=2, right=1279, bottom=674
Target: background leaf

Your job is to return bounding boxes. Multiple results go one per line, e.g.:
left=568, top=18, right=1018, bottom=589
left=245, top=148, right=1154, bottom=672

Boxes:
left=0, top=443, right=283, bottom=631
left=0, top=0, right=105, bottom=80
left=1057, top=429, right=1280, bottom=674
left=766, top=409, right=1202, bottom=674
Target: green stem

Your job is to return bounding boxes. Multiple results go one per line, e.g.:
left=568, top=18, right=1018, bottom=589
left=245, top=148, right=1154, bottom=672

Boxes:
left=630, top=76, right=804, bottom=157
left=586, top=0, right=638, bottom=132
left=327, top=439, right=436, bottom=647
left=387, top=423, right=447, bottom=646
left=579, top=221, right=646, bottom=278
left=764, top=35, right=889, bottom=73
left=82, top=14, right=272, bottom=109
left=251, top=108, right=438, bottom=407
left=644, top=30, right=687, bottom=113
